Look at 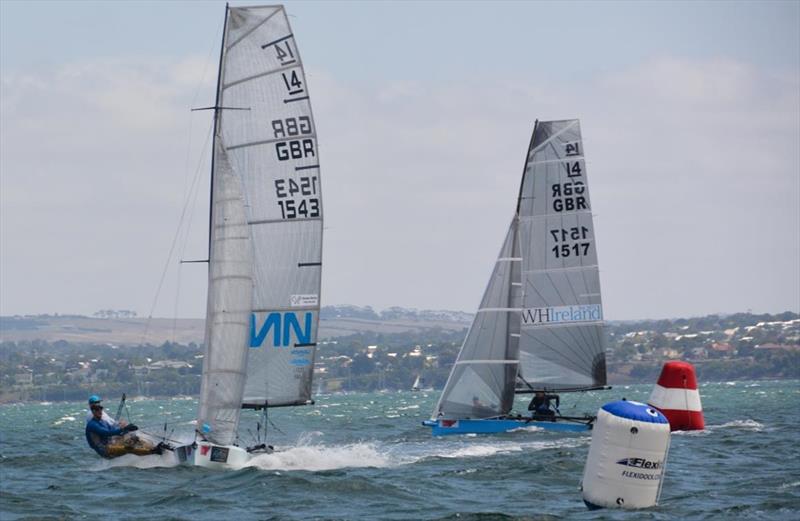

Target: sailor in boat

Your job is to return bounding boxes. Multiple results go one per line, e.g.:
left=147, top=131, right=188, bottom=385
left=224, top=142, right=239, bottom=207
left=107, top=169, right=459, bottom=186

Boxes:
left=85, top=402, right=162, bottom=458
left=84, top=395, right=123, bottom=428
left=527, top=391, right=560, bottom=420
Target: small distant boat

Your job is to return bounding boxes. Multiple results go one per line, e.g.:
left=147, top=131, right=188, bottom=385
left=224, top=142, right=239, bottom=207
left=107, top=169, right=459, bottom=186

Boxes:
left=424, top=120, right=609, bottom=436
left=192, top=4, right=324, bottom=468
left=411, top=375, right=432, bottom=392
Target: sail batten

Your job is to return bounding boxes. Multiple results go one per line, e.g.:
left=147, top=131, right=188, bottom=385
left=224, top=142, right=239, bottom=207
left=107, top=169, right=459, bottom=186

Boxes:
left=227, top=133, right=317, bottom=150
left=223, top=63, right=304, bottom=91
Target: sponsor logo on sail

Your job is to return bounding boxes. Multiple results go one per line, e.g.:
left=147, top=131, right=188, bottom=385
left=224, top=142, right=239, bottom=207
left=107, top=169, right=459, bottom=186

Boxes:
left=521, top=304, right=602, bottom=326
left=250, top=312, right=313, bottom=348
left=290, top=294, right=318, bottom=307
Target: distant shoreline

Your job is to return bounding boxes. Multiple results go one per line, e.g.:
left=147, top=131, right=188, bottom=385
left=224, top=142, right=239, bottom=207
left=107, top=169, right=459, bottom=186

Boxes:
left=3, top=375, right=796, bottom=406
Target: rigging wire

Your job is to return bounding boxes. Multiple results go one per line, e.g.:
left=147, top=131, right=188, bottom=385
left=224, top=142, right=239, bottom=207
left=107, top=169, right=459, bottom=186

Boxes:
left=141, top=13, right=224, bottom=347
left=170, top=23, right=224, bottom=344
left=141, top=122, right=213, bottom=345
left=266, top=408, right=286, bottom=436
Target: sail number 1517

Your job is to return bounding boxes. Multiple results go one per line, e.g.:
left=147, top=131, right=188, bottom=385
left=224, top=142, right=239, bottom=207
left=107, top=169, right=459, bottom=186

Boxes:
left=550, top=226, right=591, bottom=259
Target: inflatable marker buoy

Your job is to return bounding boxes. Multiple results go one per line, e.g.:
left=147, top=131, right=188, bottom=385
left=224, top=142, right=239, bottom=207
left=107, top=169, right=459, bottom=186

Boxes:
left=648, top=361, right=704, bottom=431
left=581, top=400, right=670, bottom=510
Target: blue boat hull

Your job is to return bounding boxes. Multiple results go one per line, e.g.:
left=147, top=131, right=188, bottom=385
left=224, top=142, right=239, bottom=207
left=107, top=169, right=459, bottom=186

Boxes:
left=422, top=417, right=592, bottom=436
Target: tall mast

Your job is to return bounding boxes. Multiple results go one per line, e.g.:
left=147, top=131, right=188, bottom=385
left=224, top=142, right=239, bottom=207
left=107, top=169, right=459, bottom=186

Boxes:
left=208, top=3, right=229, bottom=258
left=515, top=119, right=538, bottom=215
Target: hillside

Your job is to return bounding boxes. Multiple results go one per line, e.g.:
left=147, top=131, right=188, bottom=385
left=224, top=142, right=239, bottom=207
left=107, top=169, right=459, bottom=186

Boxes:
left=0, top=305, right=471, bottom=346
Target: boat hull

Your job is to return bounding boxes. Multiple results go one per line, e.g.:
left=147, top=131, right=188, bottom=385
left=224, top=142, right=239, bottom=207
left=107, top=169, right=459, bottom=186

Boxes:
left=193, top=442, right=250, bottom=469
left=422, top=417, right=592, bottom=436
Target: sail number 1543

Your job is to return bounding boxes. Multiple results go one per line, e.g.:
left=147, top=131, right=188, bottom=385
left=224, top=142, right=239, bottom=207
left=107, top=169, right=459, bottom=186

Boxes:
left=274, top=176, right=320, bottom=219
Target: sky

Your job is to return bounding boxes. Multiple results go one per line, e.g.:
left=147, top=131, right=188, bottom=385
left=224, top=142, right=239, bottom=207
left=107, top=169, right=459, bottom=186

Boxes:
left=1, top=0, right=798, bottom=321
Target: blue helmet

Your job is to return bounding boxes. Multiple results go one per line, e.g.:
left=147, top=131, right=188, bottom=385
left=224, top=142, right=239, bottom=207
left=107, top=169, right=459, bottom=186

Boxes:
left=88, top=395, right=102, bottom=405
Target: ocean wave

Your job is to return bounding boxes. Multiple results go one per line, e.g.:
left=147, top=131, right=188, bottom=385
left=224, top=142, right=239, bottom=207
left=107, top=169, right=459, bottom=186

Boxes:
left=509, top=425, right=544, bottom=434
left=672, top=429, right=709, bottom=437
left=438, top=444, right=525, bottom=459
left=417, top=436, right=589, bottom=463
left=708, top=419, right=764, bottom=432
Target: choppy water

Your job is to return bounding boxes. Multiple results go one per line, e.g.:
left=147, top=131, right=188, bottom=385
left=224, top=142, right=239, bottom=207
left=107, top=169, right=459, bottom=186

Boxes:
left=1, top=381, right=799, bottom=520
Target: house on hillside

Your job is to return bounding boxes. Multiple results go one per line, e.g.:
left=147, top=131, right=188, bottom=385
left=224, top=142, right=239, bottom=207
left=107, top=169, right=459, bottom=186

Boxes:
left=709, top=342, right=735, bottom=357
left=15, top=368, right=33, bottom=388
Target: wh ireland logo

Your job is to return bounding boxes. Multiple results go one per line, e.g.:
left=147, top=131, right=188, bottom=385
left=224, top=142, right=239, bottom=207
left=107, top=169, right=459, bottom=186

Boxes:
left=522, top=304, right=602, bottom=326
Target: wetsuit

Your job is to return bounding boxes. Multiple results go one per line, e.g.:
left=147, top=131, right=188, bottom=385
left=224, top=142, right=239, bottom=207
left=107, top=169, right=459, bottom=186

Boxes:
left=85, top=417, right=124, bottom=457
left=528, top=394, right=560, bottom=418
left=85, top=409, right=118, bottom=428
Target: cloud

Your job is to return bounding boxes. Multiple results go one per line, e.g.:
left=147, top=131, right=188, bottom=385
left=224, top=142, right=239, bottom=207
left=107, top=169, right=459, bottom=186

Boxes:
left=311, top=56, right=799, bottom=319
left=1, top=55, right=798, bottom=319
left=1, top=56, right=216, bottom=317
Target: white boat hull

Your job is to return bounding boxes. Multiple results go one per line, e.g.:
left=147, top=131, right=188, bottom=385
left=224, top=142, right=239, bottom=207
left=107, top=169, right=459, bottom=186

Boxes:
left=193, top=442, right=250, bottom=469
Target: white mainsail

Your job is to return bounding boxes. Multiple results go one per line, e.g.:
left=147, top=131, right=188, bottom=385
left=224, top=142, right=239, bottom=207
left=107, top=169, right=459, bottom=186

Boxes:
left=434, top=120, right=605, bottom=421
left=197, top=5, right=322, bottom=446
left=517, top=120, right=605, bottom=391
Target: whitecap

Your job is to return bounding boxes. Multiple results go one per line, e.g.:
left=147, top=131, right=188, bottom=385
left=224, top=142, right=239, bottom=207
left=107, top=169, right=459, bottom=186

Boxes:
left=440, top=444, right=524, bottom=459
left=707, top=419, right=764, bottom=432
left=509, top=425, right=545, bottom=433
left=671, top=429, right=709, bottom=437
left=245, top=441, right=392, bottom=471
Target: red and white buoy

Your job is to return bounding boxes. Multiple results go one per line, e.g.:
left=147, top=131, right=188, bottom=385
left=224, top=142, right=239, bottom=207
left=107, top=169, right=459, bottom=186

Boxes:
left=648, top=361, right=704, bottom=431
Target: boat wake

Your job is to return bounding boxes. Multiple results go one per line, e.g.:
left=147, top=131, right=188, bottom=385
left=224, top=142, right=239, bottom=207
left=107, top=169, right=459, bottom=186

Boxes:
left=241, top=435, right=591, bottom=472
left=416, top=436, right=589, bottom=462
left=246, top=441, right=391, bottom=472
left=86, top=431, right=591, bottom=472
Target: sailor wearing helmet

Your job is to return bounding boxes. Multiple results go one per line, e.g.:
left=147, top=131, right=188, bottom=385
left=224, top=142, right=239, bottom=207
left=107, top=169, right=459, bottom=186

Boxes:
left=85, top=395, right=126, bottom=429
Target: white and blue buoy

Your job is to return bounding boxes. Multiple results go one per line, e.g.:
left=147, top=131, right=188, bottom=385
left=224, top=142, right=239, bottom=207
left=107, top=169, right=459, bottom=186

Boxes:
left=581, top=400, right=671, bottom=510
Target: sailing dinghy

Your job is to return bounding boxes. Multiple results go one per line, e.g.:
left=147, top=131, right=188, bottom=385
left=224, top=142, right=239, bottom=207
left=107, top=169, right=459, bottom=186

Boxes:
left=424, top=120, right=608, bottom=436
left=411, top=375, right=433, bottom=392
left=193, top=4, right=323, bottom=468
